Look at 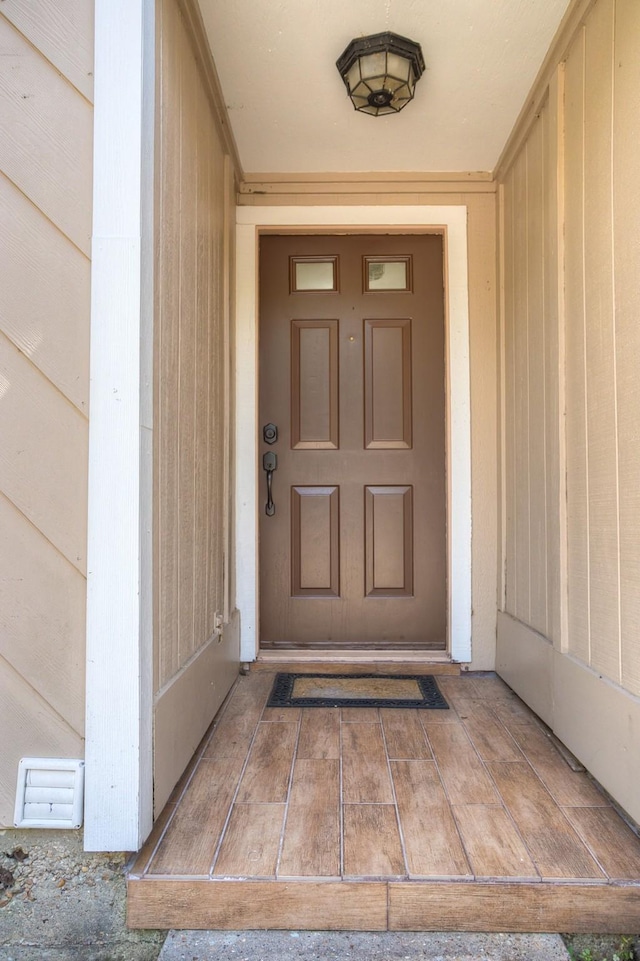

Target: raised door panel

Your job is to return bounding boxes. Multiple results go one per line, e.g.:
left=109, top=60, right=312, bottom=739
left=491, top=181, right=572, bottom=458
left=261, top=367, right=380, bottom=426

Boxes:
left=365, top=486, right=413, bottom=596
left=291, top=486, right=340, bottom=597
left=291, top=320, right=339, bottom=449
left=364, top=319, right=412, bottom=449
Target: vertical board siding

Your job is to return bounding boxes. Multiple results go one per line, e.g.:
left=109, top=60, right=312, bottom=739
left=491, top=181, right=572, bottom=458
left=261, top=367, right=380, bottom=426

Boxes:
left=512, top=147, right=530, bottom=626
left=542, top=79, right=561, bottom=648
left=155, top=0, right=229, bottom=688
left=503, top=170, right=516, bottom=616
left=564, top=29, right=591, bottom=666
left=582, top=0, right=620, bottom=682
left=501, top=0, right=640, bottom=697
left=0, top=4, right=92, bottom=826
left=614, top=0, right=640, bottom=695
left=526, top=117, right=548, bottom=637
left=502, top=104, right=555, bottom=641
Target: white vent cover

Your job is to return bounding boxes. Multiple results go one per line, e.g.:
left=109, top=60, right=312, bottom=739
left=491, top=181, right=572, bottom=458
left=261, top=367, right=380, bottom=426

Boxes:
left=14, top=758, right=85, bottom=829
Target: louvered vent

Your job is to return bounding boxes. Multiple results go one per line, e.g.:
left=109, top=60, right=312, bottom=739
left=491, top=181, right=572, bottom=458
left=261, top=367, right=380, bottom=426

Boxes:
left=14, top=758, right=84, bottom=829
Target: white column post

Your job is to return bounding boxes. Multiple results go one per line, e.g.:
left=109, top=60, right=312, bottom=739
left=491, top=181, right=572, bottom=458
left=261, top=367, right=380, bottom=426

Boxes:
left=84, top=0, right=155, bottom=851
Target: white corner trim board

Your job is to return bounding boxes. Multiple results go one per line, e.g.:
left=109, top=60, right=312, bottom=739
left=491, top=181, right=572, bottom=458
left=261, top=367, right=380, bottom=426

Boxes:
left=85, top=0, right=155, bottom=852
left=235, top=205, right=472, bottom=664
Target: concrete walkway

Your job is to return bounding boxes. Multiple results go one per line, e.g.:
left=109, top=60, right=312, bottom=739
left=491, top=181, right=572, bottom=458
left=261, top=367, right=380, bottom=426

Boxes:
left=158, top=930, right=570, bottom=961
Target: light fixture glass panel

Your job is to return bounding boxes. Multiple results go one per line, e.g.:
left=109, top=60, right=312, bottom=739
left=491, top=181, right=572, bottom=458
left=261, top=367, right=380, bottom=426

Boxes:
left=367, top=260, right=408, bottom=290
left=347, top=62, right=362, bottom=91
left=360, top=51, right=386, bottom=79
left=294, top=260, right=336, bottom=291
left=386, top=52, right=411, bottom=82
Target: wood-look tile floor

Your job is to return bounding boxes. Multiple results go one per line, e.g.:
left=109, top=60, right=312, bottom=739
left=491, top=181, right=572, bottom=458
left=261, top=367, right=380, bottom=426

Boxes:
left=128, top=671, right=640, bottom=932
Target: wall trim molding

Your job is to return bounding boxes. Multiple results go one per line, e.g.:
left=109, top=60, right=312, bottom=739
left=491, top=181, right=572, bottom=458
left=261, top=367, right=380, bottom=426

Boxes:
left=238, top=172, right=496, bottom=199
left=235, top=205, right=472, bottom=664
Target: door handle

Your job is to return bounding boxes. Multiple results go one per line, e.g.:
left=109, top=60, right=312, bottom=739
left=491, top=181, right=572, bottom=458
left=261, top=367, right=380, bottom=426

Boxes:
left=263, top=451, right=277, bottom=516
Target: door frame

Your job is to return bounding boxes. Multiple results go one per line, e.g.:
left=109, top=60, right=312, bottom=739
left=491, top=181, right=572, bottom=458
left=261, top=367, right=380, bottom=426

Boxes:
left=236, top=205, right=472, bottom=663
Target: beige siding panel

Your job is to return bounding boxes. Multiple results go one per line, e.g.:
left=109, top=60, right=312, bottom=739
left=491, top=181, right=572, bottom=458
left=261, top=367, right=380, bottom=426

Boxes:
left=0, top=656, right=83, bottom=827
left=526, top=115, right=548, bottom=636
left=503, top=170, right=516, bottom=617
left=177, top=22, right=199, bottom=667
left=0, top=495, right=85, bottom=735
left=0, top=16, right=92, bottom=254
left=467, top=194, right=498, bottom=669
left=542, top=77, right=561, bottom=647
left=583, top=0, right=620, bottom=682
left=615, top=0, right=640, bottom=696
left=0, top=2, right=94, bottom=101
left=154, top=0, right=237, bottom=807
left=0, top=176, right=90, bottom=413
left=564, top=29, right=590, bottom=665
left=0, top=334, right=87, bottom=573
left=193, top=82, right=211, bottom=653
left=512, top=148, right=530, bottom=625
left=156, top=0, right=229, bottom=686
left=208, top=143, right=227, bottom=641
left=156, top=0, right=182, bottom=684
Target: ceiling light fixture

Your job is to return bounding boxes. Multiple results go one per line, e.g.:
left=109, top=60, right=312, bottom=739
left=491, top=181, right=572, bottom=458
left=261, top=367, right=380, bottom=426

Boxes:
left=336, top=31, right=425, bottom=117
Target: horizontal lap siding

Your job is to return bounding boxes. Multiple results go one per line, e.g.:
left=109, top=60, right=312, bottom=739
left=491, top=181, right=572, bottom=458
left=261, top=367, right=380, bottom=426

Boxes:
left=0, top=4, right=93, bottom=825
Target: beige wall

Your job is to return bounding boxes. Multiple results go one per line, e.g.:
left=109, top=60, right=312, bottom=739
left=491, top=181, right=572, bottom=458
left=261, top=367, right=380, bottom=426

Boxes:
left=153, top=0, right=239, bottom=814
left=0, top=3, right=93, bottom=826
left=239, top=181, right=499, bottom=670
left=497, top=0, right=640, bottom=822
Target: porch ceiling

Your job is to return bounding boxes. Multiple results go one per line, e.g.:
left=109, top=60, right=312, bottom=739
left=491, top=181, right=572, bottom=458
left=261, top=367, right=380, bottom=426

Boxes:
left=196, top=0, right=571, bottom=175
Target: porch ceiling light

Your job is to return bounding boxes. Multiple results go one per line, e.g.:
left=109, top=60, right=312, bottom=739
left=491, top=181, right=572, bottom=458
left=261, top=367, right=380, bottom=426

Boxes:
left=336, top=31, right=425, bottom=117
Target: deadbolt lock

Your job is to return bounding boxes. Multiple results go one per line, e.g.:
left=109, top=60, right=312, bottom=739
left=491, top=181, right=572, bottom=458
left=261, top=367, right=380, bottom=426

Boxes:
left=263, top=422, right=278, bottom=445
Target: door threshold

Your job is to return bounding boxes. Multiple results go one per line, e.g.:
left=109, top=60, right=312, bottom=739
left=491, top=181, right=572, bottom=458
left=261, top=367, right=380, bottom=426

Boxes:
left=252, top=649, right=460, bottom=674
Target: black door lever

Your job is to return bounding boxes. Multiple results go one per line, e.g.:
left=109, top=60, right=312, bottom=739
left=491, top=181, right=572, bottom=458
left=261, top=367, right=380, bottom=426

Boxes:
left=263, top=451, right=277, bottom=515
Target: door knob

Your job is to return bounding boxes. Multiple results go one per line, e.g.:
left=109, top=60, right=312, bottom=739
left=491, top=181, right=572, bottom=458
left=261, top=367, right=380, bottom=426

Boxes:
left=263, top=423, right=278, bottom=445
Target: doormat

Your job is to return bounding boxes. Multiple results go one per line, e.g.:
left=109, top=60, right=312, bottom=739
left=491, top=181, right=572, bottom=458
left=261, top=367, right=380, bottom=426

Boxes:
left=267, top=673, right=449, bottom=710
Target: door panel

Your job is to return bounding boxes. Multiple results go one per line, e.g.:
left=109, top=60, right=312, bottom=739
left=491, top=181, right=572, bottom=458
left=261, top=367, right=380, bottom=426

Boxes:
left=364, top=318, right=412, bottom=449
left=259, top=234, right=446, bottom=650
left=291, top=486, right=340, bottom=597
left=365, top=485, right=414, bottom=596
left=291, top=320, right=339, bottom=449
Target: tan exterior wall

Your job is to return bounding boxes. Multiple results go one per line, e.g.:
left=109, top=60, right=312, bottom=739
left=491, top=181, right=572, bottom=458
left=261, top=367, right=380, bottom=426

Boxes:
left=497, top=0, right=640, bottom=822
left=153, top=0, right=239, bottom=814
left=239, top=182, right=498, bottom=670
left=0, top=4, right=93, bottom=826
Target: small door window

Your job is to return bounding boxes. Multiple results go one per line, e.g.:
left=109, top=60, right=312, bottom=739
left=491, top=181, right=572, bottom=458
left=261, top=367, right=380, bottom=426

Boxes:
left=364, top=255, right=412, bottom=291
left=290, top=257, right=338, bottom=292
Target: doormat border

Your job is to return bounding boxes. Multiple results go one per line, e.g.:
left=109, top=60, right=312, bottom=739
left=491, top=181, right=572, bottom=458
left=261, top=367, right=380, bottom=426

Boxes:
left=267, top=672, right=449, bottom=710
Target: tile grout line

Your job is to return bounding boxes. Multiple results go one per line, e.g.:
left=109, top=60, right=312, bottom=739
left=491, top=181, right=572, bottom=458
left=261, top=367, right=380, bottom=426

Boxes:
left=339, top=709, right=345, bottom=878
left=417, top=703, right=475, bottom=879
left=274, top=709, right=304, bottom=878
left=379, top=710, right=410, bottom=879
left=207, top=689, right=271, bottom=876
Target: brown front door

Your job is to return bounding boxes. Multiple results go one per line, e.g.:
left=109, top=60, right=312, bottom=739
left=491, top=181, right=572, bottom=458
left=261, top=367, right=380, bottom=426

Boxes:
left=259, top=234, right=446, bottom=650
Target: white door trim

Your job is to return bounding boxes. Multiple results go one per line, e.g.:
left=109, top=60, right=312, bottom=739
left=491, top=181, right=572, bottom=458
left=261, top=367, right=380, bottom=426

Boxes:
left=84, top=0, right=155, bottom=851
left=235, top=205, right=472, bottom=663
